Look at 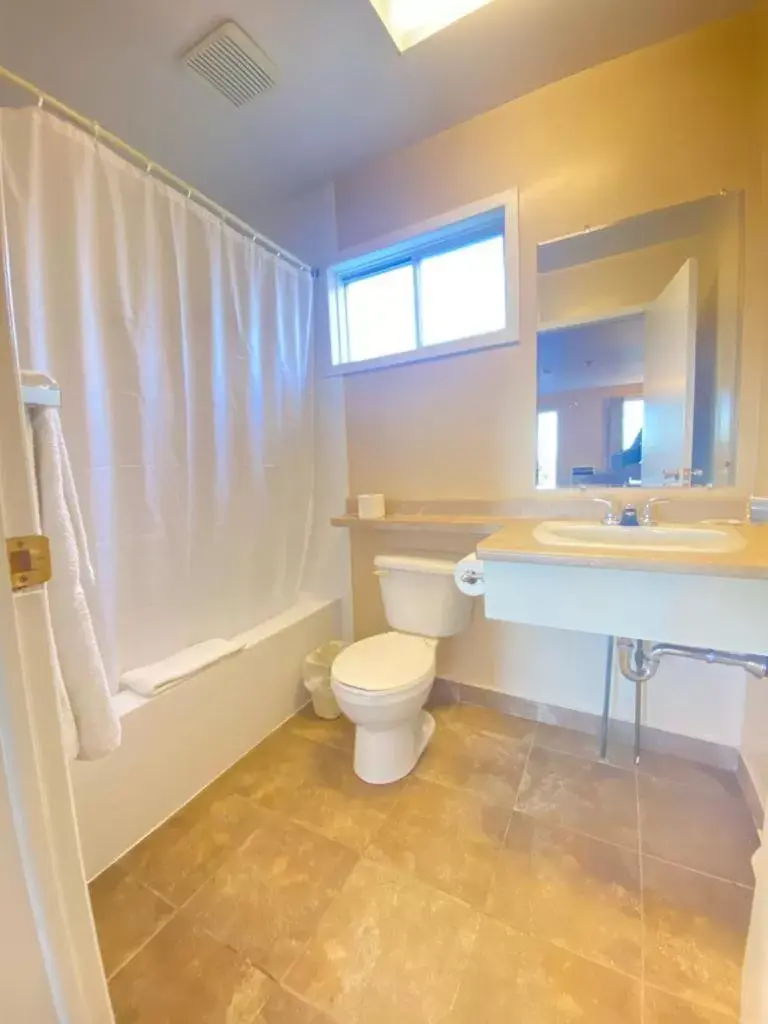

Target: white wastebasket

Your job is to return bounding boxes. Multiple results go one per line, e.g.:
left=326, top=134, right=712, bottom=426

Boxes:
left=303, top=641, right=348, bottom=720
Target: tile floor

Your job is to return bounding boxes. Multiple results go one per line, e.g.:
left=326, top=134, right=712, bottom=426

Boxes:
left=90, top=701, right=759, bottom=1023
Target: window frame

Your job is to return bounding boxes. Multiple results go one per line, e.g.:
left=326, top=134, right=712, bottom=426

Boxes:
left=326, top=190, right=520, bottom=375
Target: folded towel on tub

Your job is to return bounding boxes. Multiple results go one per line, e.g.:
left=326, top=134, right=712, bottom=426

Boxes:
left=120, top=638, right=245, bottom=697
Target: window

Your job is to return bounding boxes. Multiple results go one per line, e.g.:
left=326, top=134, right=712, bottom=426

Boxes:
left=622, top=398, right=644, bottom=451
left=537, top=410, right=558, bottom=490
left=328, top=193, right=518, bottom=373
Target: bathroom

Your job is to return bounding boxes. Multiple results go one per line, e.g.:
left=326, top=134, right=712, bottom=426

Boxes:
left=0, top=0, right=767, bottom=1021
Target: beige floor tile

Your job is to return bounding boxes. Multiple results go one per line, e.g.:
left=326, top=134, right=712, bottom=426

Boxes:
left=365, top=777, right=511, bottom=907
left=281, top=705, right=355, bottom=753
left=217, top=730, right=323, bottom=804
left=121, top=783, right=261, bottom=906
left=642, top=856, right=752, bottom=1017
left=185, top=810, right=358, bottom=978
left=516, top=746, right=639, bottom=849
left=445, top=915, right=641, bottom=1023
left=639, top=774, right=758, bottom=885
left=635, top=752, right=742, bottom=800
left=285, top=859, right=480, bottom=1024
left=109, top=912, right=272, bottom=1023
left=644, top=986, right=738, bottom=1023
left=534, top=722, right=637, bottom=769
left=256, top=742, right=407, bottom=853
left=89, top=863, right=176, bottom=977
left=486, top=812, right=643, bottom=976
left=255, top=987, right=338, bottom=1023
left=433, top=703, right=537, bottom=742
left=415, top=715, right=531, bottom=805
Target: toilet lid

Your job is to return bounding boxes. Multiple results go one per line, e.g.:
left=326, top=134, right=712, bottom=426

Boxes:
left=332, top=633, right=435, bottom=693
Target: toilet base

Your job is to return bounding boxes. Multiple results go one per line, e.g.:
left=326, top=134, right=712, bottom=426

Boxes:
left=353, top=710, right=435, bottom=785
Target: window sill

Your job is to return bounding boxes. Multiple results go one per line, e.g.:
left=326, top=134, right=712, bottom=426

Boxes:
left=326, top=328, right=518, bottom=377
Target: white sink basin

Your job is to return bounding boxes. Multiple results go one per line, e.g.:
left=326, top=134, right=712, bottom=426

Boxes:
left=533, top=521, right=746, bottom=554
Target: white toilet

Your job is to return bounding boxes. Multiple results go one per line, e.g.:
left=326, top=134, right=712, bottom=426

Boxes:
left=331, top=554, right=475, bottom=784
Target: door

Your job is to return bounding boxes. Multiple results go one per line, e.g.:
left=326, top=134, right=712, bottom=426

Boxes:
left=0, top=260, right=113, bottom=1019
left=641, top=259, right=698, bottom=487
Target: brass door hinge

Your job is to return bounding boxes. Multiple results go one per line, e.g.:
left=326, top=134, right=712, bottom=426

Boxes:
left=5, top=535, right=52, bottom=591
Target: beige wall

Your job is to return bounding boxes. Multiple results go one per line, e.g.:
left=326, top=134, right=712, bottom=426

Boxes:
left=330, top=14, right=762, bottom=746
left=540, top=383, right=641, bottom=487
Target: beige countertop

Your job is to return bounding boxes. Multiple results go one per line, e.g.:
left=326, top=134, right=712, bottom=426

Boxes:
left=477, top=519, right=768, bottom=579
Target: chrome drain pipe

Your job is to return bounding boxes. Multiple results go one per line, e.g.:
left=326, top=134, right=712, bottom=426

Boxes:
left=615, top=639, right=768, bottom=764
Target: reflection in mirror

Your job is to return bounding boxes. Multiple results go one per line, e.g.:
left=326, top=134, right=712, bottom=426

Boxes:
left=535, top=193, right=742, bottom=489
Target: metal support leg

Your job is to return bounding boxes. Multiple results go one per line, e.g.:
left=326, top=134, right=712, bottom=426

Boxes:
left=632, top=640, right=644, bottom=765
left=599, top=636, right=614, bottom=760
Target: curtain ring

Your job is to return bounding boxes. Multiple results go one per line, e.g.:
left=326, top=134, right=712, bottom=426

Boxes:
left=37, top=93, right=44, bottom=109
left=145, top=161, right=153, bottom=175
left=186, top=188, right=192, bottom=200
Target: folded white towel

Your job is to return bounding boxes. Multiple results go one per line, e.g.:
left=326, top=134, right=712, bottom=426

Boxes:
left=31, top=405, right=121, bottom=760
left=120, top=638, right=245, bottom=698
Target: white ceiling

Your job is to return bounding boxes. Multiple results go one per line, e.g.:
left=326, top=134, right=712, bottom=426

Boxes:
left=0, top=0, right=753, bottom=224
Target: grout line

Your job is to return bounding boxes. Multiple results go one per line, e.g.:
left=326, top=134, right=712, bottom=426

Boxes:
left=643, top=980, right=740, bottom=1021
left=510, top=726, right=536, bottom=826
left=279, top=979, right=346, bottom=1023
left=639, top=851, right=755, bottom=890
left=104, top=905, right=181, bottom=982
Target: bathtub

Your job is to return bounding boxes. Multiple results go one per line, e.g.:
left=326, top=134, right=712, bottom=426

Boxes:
left=70, top=595, right=343, bottom=879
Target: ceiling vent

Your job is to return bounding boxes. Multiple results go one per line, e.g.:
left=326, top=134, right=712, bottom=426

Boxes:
left=183, top=21, right=277, bottom=107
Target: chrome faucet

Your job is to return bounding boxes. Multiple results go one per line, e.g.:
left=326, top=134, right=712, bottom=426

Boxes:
left=640, top=497, right=670, bottom=525
left=590, top=497, right=620, bottom=525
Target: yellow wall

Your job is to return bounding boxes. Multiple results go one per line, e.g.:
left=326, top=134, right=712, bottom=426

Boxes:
left=336, top=14, right=761, bottom=501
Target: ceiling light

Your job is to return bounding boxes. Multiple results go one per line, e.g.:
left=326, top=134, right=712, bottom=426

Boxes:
left=369, top=0, right=499, bottom=51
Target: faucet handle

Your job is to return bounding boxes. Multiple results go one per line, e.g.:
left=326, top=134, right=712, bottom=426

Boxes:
left=590, top=497, right=619, bottom=525
left=641, top=497, right=670, bottom=525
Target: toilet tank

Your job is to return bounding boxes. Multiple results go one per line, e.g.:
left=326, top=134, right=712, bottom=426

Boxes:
left=374, top=554, right=475, bottom=638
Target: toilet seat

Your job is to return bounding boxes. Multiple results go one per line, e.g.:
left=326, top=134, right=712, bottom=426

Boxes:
left=332, top=632, right=435, bottom=694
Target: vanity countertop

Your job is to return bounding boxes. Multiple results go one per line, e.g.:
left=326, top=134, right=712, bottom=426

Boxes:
left=478, top=520, right=768, bottom=579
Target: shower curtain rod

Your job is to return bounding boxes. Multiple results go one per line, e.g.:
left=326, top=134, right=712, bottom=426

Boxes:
left=0, top=65, right=315, bottom=276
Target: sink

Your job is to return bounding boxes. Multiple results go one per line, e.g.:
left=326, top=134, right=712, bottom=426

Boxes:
left=533, top=521, right=747, bottom=554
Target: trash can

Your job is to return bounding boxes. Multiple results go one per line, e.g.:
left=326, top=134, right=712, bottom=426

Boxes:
left=303, top=641, right=348, bottom=720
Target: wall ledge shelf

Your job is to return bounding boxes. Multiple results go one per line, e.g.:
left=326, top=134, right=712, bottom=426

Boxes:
left=331, top=514, right=508, bottom=535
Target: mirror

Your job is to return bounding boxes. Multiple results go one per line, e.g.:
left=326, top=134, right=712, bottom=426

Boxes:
left=535, top=193, right=742, bottom=489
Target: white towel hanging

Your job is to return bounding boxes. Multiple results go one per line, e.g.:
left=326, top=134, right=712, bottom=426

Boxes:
left=30, top=404, right=120, bottom=760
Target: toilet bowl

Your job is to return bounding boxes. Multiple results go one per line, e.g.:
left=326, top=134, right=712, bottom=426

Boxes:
left=332, top=632, right=437, bottom=785
left=331, top=554, right=475, bottom=785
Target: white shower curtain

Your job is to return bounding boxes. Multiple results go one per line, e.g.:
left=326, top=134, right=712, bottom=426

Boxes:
left=0, top=108, right=314, bottom=687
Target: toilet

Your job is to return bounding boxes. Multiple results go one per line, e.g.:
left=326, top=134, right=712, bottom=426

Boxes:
left=331, top=554, right=475, bottom=784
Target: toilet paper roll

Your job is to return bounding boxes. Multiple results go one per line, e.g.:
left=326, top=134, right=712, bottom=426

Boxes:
left=358, top=493, right=386, bottom=520
left=454, top=554, right=486, bottom=597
